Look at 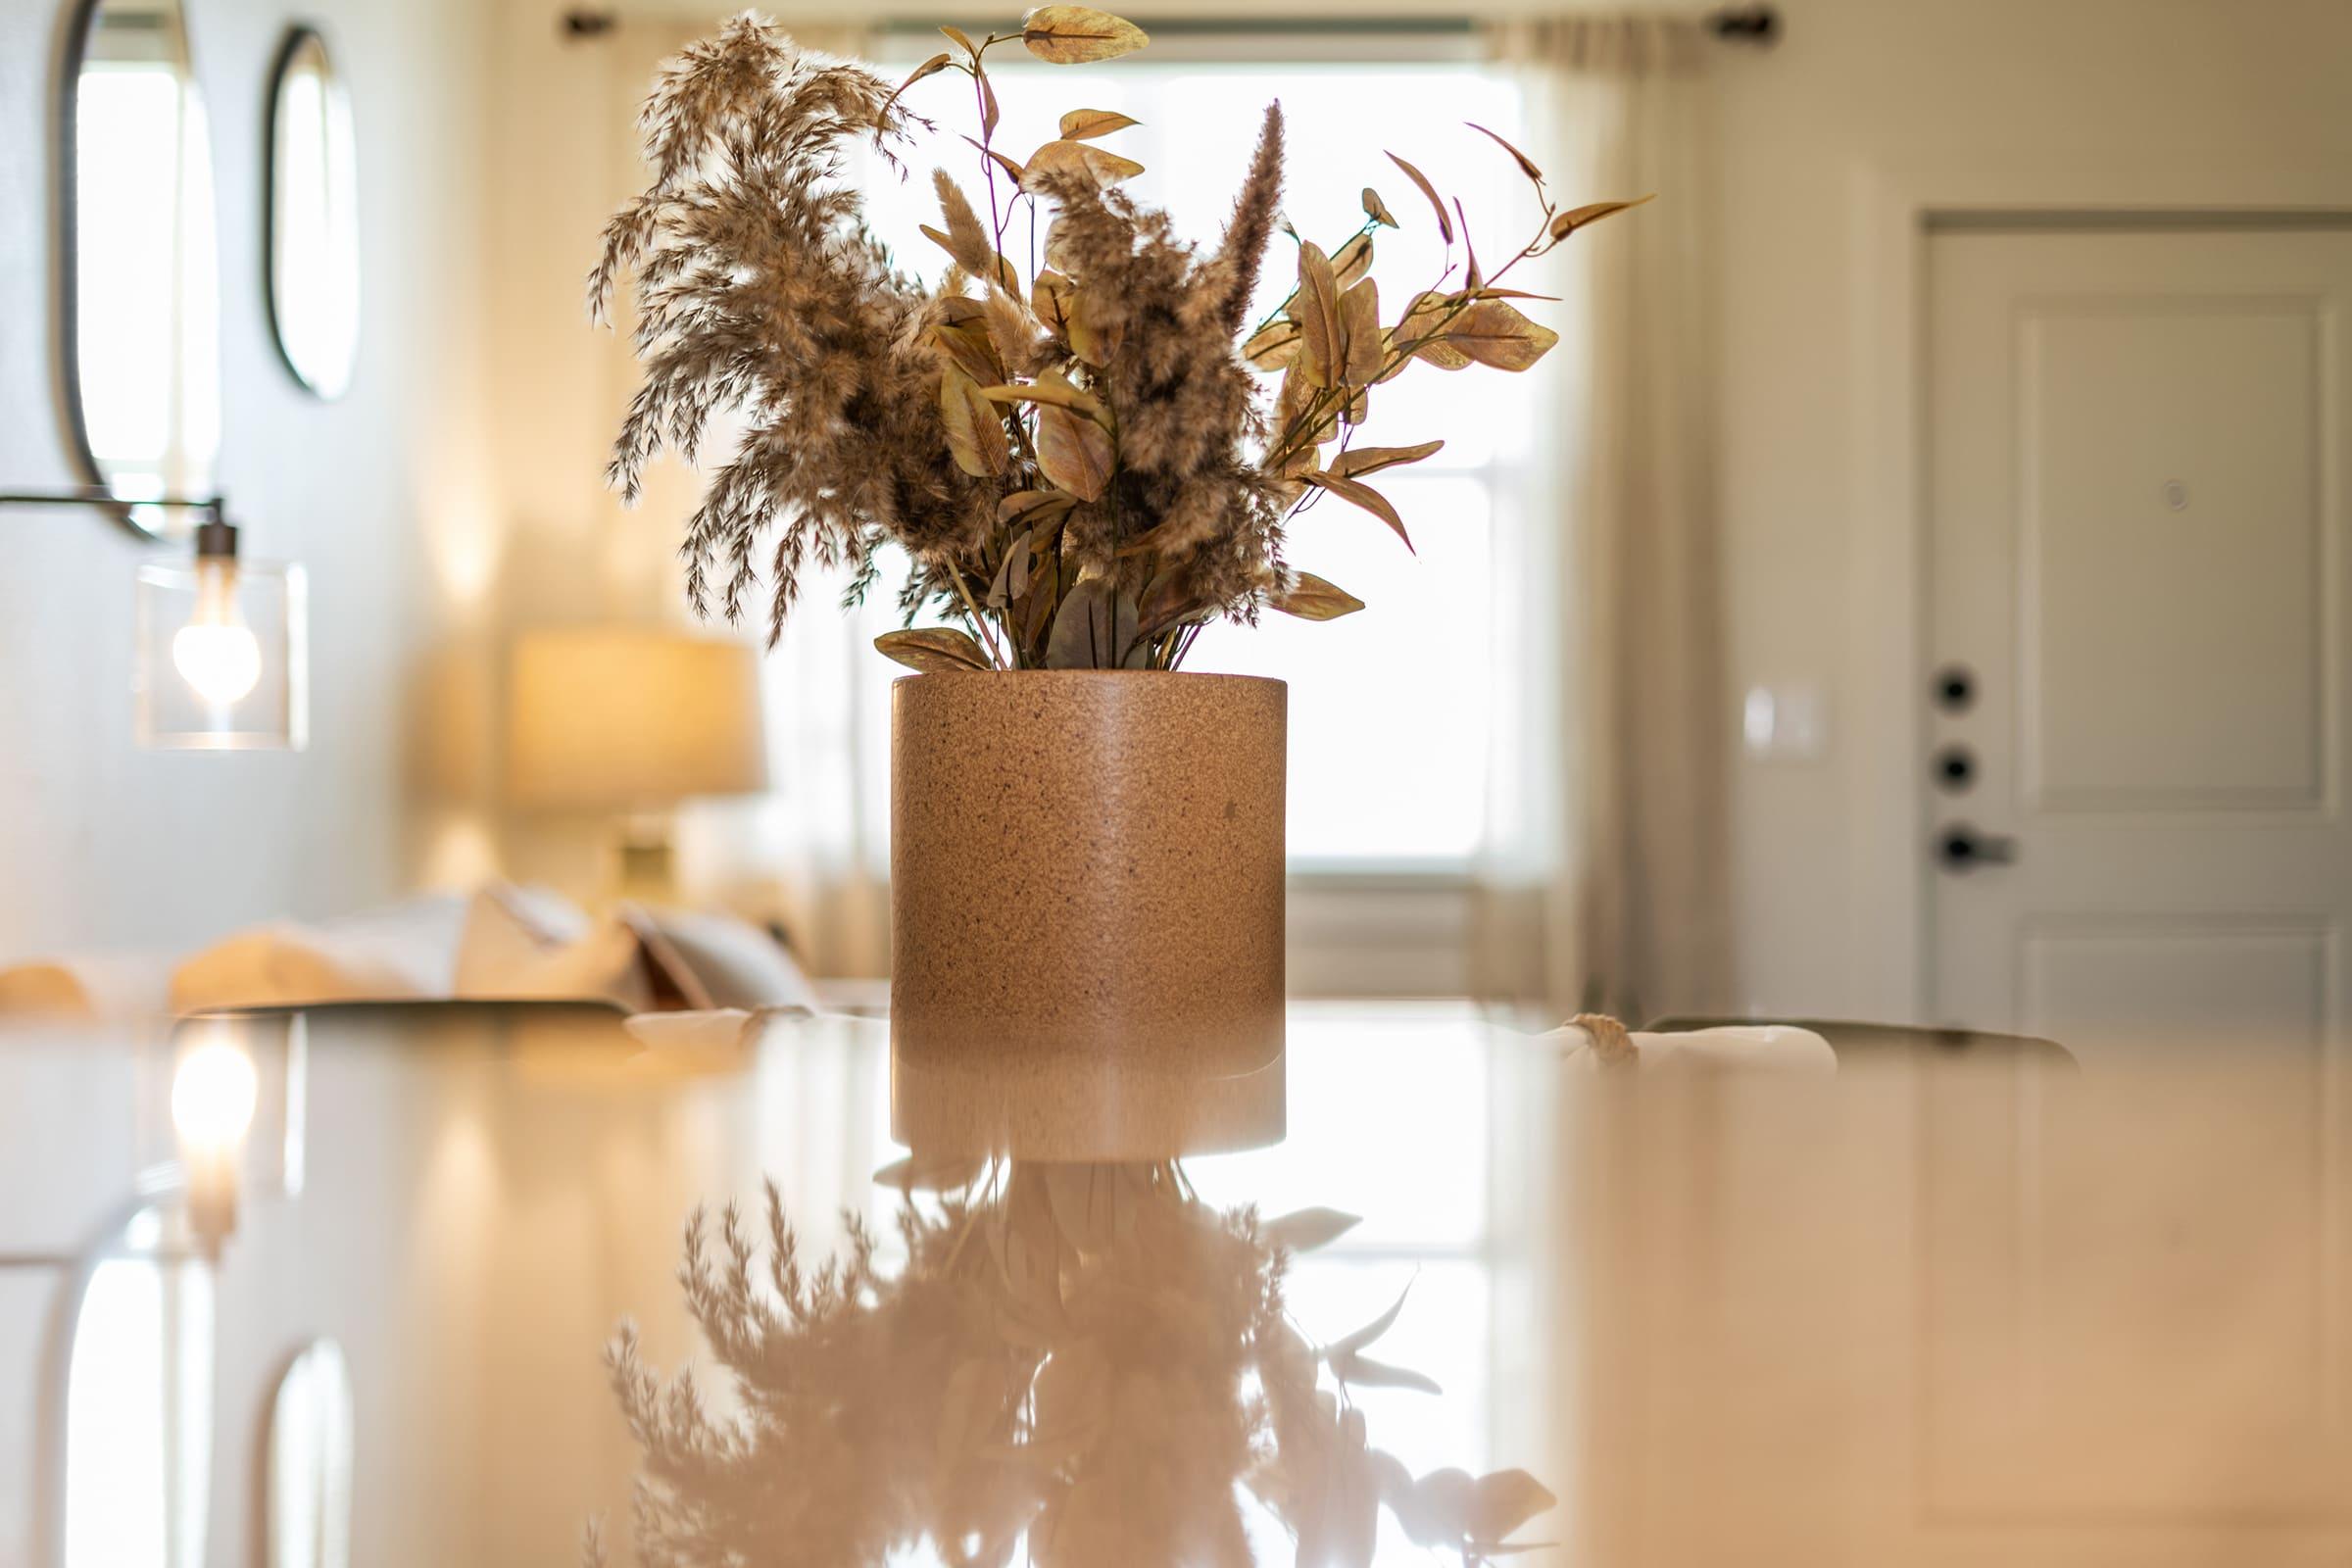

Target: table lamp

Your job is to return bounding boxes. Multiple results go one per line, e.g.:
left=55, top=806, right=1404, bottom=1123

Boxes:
left=505, top=627, right=768, bottom=903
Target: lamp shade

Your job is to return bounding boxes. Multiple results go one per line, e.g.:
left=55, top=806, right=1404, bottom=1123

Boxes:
left=505, top=627, right=767, bottom=809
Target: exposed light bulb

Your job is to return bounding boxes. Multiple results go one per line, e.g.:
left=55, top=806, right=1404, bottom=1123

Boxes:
left=172, top=1039, right=259, bottom=1155
left=172, top=557, right=262, bottom=705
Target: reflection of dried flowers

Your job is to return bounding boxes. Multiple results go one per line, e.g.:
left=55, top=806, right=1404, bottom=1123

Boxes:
left=594, top=7, right=1645, bottom=669
left=590, top=1161, right=1557, bottom=1566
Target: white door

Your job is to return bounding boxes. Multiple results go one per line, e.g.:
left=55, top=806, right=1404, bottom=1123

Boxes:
left=1926, top=226, right=2352, bottom=1055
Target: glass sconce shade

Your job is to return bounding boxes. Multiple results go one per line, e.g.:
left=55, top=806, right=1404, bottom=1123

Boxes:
left=135, top=555, right=308, bottom=749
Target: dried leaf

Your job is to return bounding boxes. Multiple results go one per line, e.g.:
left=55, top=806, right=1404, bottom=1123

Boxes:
left=1340, top=277, right=1383, bottom=386
left=1058, top=107, right=1140, bottom=139
left=985, top=524, right=1041, bottom=610
left=1293, top=240, right=1343, bottom=388
left=1394, top=1467, right=1477, bottom=1548
left=1134, top=569, right=1201, bottom=637
left=1270, top=571, right=1362, bottom=624
left=1024, top=577, right=1057, bottom=645
left=1045, top=577, right=1142, bottom=668
left=1331, top=230, right=1374, bottom=289
left=1468, top=1469, right=1559, bottom=1545
left=1262, top=1205, right=1363, bottom=1249
left=1361, top=186, right=1398, bottom=226
left=1438, top=299, right=1558, bottom=371
left=1035, top=403, right=1114, bottom=500
left=1469, top=121, right=1545, bottom=183
left=930, top=320, right=1003, bottom=388
left=1020, top=5, right=1150, bottom=63
left=1455, top=198, right=1482, bottom=290
left=1394, top=292, right=1471, bottom=372
left=999, top=489, right=1075, bottom=528
left=1471, top=286, right=1560, bottom=302
left=940, top=24, right=980, bottom=55
left=978, top=367, right=1103, bottom=420
left=1322, top=1277, right=1414, bottom=1358
left=1330, top=1350, right=1443, bottom=1394
left=1021, top=138, right=1146, bottom=189
left=979, top=69, right=1001, bottom=137
left=1007, top=528, right=1035, bottom=601
left=1031, top=269, right=1076, bottom=338
left=1242, top=315, right=1302, bottom=369
left=881, top=52, right=954, bottom=122
left=1549, top=192, right=1655, bottom=239
left=874, top=626, right=993, bottom=673
left=1304, top=470, right=1413, bottom=552
left=939, top=368, right=1007, bottom=476
left=1384, top=151, right=1452, bottom=243
left=1333, top=439, right=1443, bottom=478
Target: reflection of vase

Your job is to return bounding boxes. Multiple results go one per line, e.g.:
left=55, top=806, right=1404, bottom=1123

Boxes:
left=891, top=1044, right=1286, bottom=1162
left=890, top=670, right=1286, bottom=1074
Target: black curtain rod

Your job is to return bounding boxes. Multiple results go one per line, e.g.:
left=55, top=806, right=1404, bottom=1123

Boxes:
left=1706, top=4, right=1779, bottom=43
left=563, top=6, right=1780, bottom=45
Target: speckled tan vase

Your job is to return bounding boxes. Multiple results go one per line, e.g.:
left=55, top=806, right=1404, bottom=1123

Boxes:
left=890, top=670, right=1286, bottom=1076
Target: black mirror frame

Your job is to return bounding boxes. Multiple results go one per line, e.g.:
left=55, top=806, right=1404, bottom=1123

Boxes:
left=52, top=0, right=134, bottom=536
left=54, top=0, right=222, bottom=539
left=264, top=22, right=354, bottom=400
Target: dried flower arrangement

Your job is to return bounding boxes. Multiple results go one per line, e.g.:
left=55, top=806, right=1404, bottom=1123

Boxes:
left=590, top=1161, right=1557, bottom=1567
left=592, top=8, right=1644, bottom=672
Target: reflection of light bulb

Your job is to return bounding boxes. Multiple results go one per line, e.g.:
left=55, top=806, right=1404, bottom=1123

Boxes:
left=172, top=558, right=262, bottom=705
left=172, top=1040, right=258, bottom=1155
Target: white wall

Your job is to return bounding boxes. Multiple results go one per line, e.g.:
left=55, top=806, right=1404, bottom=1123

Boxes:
left=0, top=0, right=500, bottom=961
left=1707, top=0, right=2352, bottom=1017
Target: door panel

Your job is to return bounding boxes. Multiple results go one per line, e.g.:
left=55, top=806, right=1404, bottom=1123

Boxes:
left=2022, top=300, right=2325, bottom=810
left=2019, top=918, right=2330, bottom=1056
left=1927, top=229, right=2352, bottom=1045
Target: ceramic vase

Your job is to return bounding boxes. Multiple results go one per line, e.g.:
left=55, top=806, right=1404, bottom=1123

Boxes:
left=890, top=670, right=1286, bottom=1078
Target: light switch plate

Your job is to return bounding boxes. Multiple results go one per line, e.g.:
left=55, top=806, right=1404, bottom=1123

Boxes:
left=1742, top=683, right=1829, bottom=762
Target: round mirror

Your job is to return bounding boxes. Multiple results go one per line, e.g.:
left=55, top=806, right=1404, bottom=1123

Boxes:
left=267, top=28, right=360, bottom=400
left=62, top=1205, right=215, bottom=1568
left=266, top=1340, right=354, bottom=1568
left=63, top=0, right=222, bottom=538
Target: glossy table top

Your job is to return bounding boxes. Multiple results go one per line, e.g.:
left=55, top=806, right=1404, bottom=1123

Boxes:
left=1, top=1001, right=2346, bottom=1568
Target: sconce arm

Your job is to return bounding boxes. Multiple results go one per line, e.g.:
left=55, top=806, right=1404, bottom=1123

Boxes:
left=0, top=488, right=227, bottom=524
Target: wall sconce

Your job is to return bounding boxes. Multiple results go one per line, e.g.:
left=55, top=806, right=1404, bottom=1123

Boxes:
left=0, top=488, right=308, bottom=749
left=171, top=1025, right=259, bottom=1261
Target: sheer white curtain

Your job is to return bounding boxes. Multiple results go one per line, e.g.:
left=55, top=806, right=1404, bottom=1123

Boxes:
left=1476, top=15, right=1730, bottom=1023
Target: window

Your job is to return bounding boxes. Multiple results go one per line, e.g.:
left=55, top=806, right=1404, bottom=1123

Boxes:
left=862, top=36, right=1538, bottom=874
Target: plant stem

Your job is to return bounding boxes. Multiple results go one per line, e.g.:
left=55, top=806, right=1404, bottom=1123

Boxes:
left=950, top=570, right=1006, bottom=668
